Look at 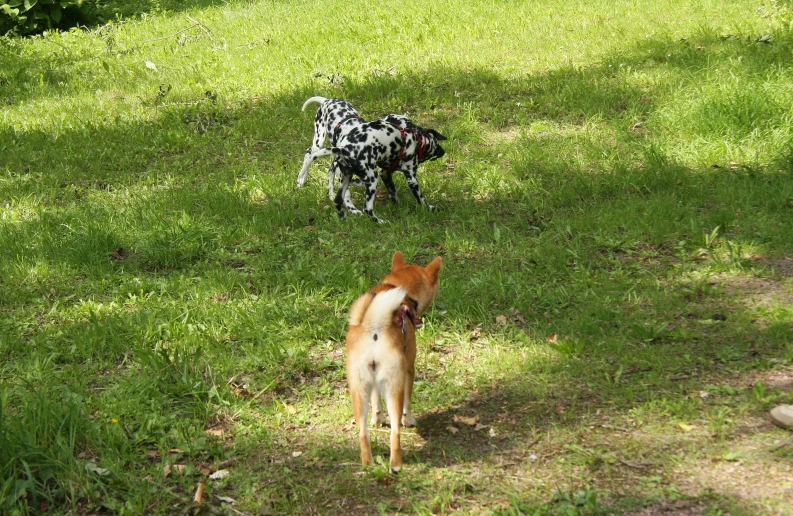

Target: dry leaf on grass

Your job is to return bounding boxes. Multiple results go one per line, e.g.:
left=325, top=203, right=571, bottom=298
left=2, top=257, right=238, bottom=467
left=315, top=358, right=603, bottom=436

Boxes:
left=193, top=482, right=205, bottom=503
left=286, top=404, right=297, bottom=414
left=146, top=450, right=160, bottom=460
left=555, top=404, right=565, bottom=415
left=341, top=423, right=354, bottom=432
left=453, top=414, right=480, bottom=426
left=547, top=333, right=558, bottom=343
left=291, top=451, right=303, bottom=458
left=209, top=469, right=230, bottom=480
left=495, top=315, right=508, bottom=326
left=678, top=423, right=694, bottom=432
left=446, top=426, right=459, bottom=434
left=204, top=428, right=225, bottom=438
left=470, top=328, right=482, bottom=340
left=216, top=495, right=236, bottom=504
left=474, top=423, right=488, bottom=431
left=164, top=463, right=187, bottom=479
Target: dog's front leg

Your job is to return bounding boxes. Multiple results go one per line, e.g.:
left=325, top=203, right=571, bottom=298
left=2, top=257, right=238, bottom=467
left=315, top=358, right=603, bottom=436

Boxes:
left=370, top=389, right=385, bottom=426
left=384, top=382, right=405, bottom=473
left=402, top=167, right=435, bottom=211
left=362, top=170, right=385, bottom=224
left=381, top=171, right=399, bottom=204
left=401, top=367, right=417, bottom=427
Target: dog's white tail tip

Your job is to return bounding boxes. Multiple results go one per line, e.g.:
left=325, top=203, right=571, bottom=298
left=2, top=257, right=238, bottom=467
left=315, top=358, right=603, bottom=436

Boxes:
left=301, top=96, right=328, bottom=111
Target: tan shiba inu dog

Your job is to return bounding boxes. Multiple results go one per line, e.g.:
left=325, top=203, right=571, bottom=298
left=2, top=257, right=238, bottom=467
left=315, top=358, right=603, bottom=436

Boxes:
left=345, top=251, right=442, bottom=473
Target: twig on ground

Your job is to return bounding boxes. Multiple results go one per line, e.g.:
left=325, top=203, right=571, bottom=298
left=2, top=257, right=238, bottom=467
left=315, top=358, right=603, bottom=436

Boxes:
left=135, top=17, right=213, bottom=46
left=617, top=458, right=654, bottom=469
left=186, top=16, right=214, bottom=40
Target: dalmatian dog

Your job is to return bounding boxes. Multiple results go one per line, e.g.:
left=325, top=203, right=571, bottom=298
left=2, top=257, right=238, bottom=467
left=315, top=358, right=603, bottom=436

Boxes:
left=297, top=96, right=365, bottom=199
left=309, top=120, right=447, bottom=223
left=297, top=97, right=436, bottom=216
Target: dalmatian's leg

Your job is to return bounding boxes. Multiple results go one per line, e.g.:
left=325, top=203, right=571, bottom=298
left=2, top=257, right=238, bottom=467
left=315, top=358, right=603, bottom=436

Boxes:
left=361, top=168, right=385, bottom=224
left=402, top=166, right=435, bottom=211
left=334, top=169, right=352, bottom=220
left=381, top=170, right=399, bottom=204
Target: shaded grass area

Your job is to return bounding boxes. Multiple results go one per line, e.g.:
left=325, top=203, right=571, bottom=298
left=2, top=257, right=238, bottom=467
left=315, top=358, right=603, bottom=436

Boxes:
left=2, top=0, right=793, bottom=513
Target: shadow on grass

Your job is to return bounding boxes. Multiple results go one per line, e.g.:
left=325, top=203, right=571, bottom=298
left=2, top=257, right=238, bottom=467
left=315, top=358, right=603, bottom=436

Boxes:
left=3, top=22, right=793, bottom=514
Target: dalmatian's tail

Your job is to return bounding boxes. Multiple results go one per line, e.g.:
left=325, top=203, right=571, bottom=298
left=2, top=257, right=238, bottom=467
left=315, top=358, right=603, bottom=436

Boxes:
left=301, top=96, right=328, bottom=111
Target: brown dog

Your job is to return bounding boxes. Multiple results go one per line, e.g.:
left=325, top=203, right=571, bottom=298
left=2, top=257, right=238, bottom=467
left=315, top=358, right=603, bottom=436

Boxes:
left=345, top=251, right=442, bottom=473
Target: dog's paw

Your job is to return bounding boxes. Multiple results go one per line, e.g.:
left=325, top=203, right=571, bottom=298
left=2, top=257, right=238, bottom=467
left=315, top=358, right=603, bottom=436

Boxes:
left=401, top=413, right=417, bottom=427
left=427, top=204, right=436, bottom=212
left=371, top=412, right=386, bottom=427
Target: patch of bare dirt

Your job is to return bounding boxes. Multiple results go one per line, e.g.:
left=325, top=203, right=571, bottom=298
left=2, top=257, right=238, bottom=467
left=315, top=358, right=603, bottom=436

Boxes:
left=624, top=500, right=707, bottom=516
left=739, top=367, right=793, bottom=392
left=712, top=268, right=793, bottom=314
left=676, top=455, right=793, bottom=514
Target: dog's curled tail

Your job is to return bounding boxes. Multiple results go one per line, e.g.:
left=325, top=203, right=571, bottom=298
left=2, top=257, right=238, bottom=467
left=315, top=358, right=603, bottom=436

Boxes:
left=348, top=287, right=407, bottom=331
left=301, top=96, right=328, bottom=111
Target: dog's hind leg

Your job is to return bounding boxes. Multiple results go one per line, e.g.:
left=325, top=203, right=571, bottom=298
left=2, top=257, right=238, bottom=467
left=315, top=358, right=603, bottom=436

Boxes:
left=297, top=150, right=316, bottom=187
left=330, top=160, right=362, bottom=215
left=350, top=382, right=373, bottom=466
left=334, top=171, right=352, bottom=219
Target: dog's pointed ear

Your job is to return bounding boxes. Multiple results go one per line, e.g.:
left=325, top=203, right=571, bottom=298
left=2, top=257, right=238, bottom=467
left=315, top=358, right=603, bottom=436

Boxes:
left=391, top=251, right=407, bottom=271
left=428, top=129, right=447, bottom=141
left=425, top=256, right=442, bottom=282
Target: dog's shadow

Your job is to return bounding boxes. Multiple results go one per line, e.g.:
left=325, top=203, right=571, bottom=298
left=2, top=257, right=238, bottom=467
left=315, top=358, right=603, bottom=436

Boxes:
left=408, top=384, right=556, bottom=467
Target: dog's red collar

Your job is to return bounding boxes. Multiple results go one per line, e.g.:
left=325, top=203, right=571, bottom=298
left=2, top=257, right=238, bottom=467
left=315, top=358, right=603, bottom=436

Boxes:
left=387, top=126, right=427, bottom=172
left=394, top=300, right=422, bottom=335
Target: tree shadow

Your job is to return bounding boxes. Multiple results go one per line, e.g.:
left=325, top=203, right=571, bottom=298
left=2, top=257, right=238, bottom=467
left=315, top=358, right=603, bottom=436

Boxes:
left=3, top=22, right=793, bottom=513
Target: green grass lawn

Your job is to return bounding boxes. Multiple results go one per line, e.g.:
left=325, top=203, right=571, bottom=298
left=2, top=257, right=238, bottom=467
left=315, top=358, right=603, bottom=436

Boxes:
left=2, top=0, right=793, bottom=513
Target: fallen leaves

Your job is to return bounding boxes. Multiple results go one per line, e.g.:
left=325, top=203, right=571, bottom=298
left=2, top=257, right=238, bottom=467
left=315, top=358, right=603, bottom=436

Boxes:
left=209, top=469, right=230, bottom=480
left=446, top=426, right=459, bottom=434
left=453, top=414, right=480, bottom=426
left=193, top=482, right=205, bottom=503
left=547, top=333, right=559, bottom=343
left=163, top=463, right=186, bottom=479
left=85, top=462, right=110, bottom=476
left=495, top=315, right=508, bottom=326
left=204, top=427, right=225, bottom=438
left=555, top=404, right=565, bottom=415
